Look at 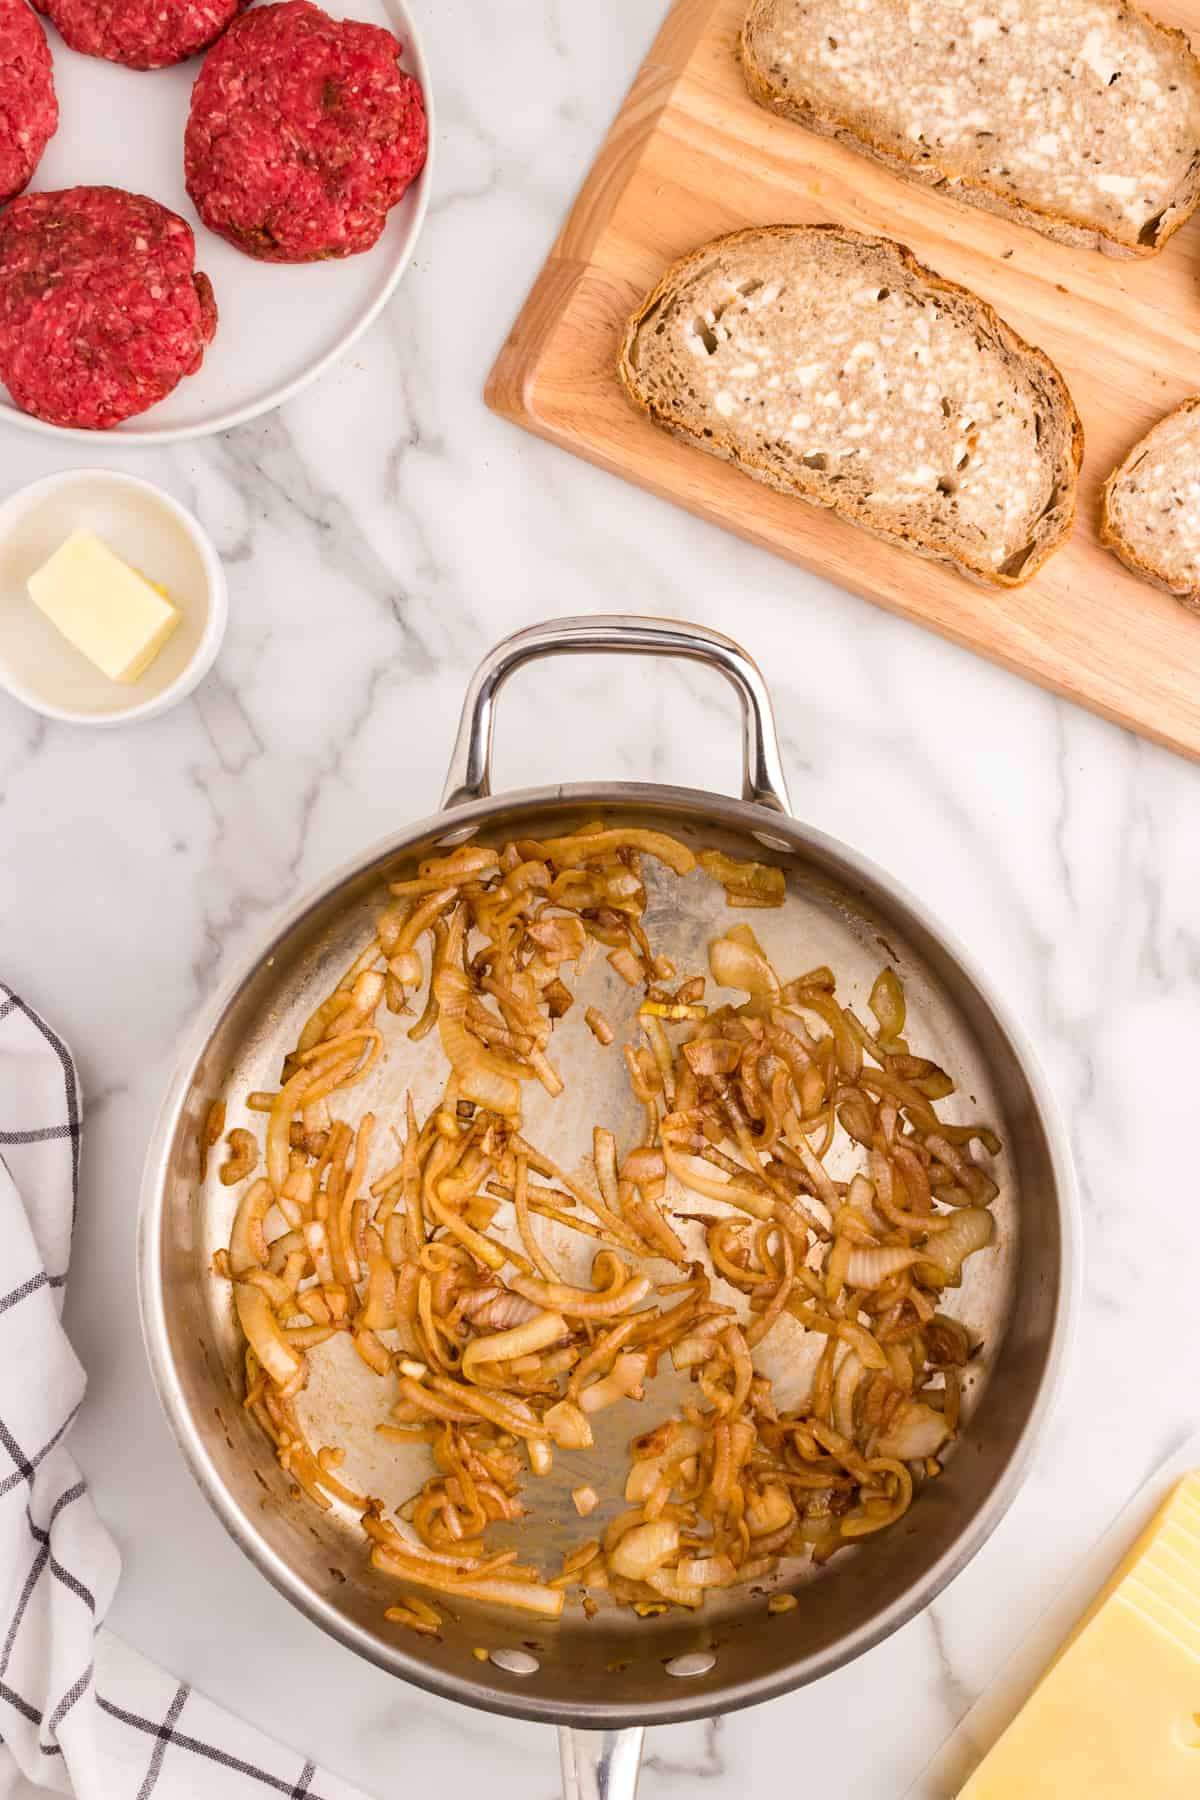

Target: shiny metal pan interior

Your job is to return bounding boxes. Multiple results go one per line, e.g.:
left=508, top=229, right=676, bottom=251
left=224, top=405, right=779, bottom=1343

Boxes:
left=139, top=617, right=1076, bottom=1732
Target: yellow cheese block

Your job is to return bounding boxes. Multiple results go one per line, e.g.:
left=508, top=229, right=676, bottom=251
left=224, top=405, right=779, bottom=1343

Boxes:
left=1071, top=1473, right=1200, bottom=1635
left=960, top=1474, right=1200, bottom=1797
left=28, top=528, right=180, bottom=684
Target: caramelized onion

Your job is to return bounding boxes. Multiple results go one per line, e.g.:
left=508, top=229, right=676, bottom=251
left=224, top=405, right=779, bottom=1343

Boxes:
left=661, top=1130, right=775, bottom=1221
left=585, top=1006, right=615, bottom=1046
left=545, top=1399, right=594, bottom=1450
left=709, top=932, right=780, bottom=1000
left=220, top=1128, right=259, bottom=1187
left=609, top=1519, right=679, bottom=1581
left=537, top=827, right=695, bottom=876
left=844, top=1245, right=923, bottom=1289
left=229, top=1177, right=275, bottom=1277
left=875, top=1401, right=951, bottom=1463
left=222, top=819, right=1000, bottom=1629
left=509, top=1271, right=652, bottom=1321
left=916, top=1207, right=995, bottom=1285
left=698, top=849, right=785, bottom=909
left=868, top=968, right=906, bottom=1042
left=235, top=1283, right=302, bottom=1386
left=371, top=1544, right=564, bottom=1617
left=578, top=1352, right=647, bottom=1414
left=461, top=1310, right=567, bottom=1375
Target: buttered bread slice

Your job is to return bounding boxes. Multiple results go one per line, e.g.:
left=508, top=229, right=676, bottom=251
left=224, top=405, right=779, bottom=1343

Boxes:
left=742, top=0, right=1200, bottom=256
left=618, top=225, right=1081, bottom=587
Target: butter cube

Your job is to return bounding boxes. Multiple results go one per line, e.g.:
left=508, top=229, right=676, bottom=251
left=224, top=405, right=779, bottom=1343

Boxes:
left=28, top=528, right=180, bottom=684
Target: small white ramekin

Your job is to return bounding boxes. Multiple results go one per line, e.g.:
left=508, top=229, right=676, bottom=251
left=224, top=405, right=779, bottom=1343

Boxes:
left=0, top=469, right=227, bottom=727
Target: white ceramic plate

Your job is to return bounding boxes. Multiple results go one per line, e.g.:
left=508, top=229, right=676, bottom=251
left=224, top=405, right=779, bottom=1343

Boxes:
left=8, top=0, right=432, bottom=444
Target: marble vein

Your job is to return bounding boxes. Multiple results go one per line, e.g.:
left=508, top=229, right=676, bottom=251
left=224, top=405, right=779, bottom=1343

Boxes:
left=2, top=0, right=1199, bottom=1794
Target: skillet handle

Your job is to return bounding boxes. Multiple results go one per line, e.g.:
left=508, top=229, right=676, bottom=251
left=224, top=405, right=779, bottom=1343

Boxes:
left=440, top=615, right=791, bottom=815
left=558, top=1726, right=645, bottom=1800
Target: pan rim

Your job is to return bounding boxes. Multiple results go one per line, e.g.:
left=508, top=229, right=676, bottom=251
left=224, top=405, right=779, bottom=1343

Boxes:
left=137, top=778, right=1082, bottom=1727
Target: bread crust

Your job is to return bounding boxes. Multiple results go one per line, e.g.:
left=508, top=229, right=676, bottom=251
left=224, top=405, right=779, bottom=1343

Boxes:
left=740, top=0, right=1200, bottom=258
left=617, top=224, right=1082, bottom=589
left=1100, top=396, right=1200, bottom=612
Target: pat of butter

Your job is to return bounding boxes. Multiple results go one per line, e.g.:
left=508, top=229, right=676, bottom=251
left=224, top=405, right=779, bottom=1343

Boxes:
left=960, top=1473, right=1200, bottom=1797
left=28, top=528, right=180, bottom=684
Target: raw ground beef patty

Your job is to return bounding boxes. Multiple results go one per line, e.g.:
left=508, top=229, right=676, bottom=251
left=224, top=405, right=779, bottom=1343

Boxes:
left=0, top=0, right=58, bottom=205
left=33, top=0, right=245, bottom=70
left=184, top=0, right=428, bottom=262
left=0, top=187, right=218, bottom=430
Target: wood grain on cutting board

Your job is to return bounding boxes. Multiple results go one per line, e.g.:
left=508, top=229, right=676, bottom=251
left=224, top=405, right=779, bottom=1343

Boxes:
left=485, top=0, right=1200, bottom=760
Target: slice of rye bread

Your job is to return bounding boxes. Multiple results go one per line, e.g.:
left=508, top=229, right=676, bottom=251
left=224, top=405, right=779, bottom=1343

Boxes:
left=1101, top=397, right=1200, bottom=610
left=617, top=225, right=1082, bottom=588
left=741, top=0, right=1200, bottom=257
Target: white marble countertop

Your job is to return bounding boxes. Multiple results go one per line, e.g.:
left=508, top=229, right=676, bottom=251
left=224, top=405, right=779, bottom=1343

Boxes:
left=3, top=2, right=1200, bottom=1795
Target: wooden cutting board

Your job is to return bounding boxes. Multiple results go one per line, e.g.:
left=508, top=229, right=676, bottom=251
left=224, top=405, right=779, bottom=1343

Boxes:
left=485, top=0, right=1200, bottom=761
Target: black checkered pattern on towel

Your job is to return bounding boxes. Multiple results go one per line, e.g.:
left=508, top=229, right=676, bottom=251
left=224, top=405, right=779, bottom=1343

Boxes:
left=0, top=982, right=369, bottom=1800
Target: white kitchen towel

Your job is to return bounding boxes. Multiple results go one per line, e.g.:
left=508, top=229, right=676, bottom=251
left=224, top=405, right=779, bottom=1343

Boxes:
left=0, top=982, right=373, bottom=1800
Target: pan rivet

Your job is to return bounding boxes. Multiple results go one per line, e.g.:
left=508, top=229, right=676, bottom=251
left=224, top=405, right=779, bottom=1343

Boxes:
left=664, top=1651, right=716, bottom=1678
left=750, top=830, right=791, bottom=853
left=489, top=1648, right=539, bottom=1676
left=435, top=826, right=479, bottom=849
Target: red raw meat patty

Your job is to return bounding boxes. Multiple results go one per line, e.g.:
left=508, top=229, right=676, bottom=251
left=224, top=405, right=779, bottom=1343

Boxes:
left=0, top=0, right=57, bottom=204
left=0, top=187, right=218, bottom=430
left=185, top=0, right=428, bottom=262
left=33, top=0, right=246, bottom=69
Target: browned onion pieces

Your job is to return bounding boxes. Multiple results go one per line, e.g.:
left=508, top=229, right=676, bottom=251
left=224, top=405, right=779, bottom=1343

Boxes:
left=698, top=848, right=786, bottom=908
left=220, top=820, right=1000, bottom=1623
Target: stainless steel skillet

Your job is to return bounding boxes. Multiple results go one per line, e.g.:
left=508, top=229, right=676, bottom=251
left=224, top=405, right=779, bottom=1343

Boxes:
left=138, top=616, right=1079, bottom=1800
